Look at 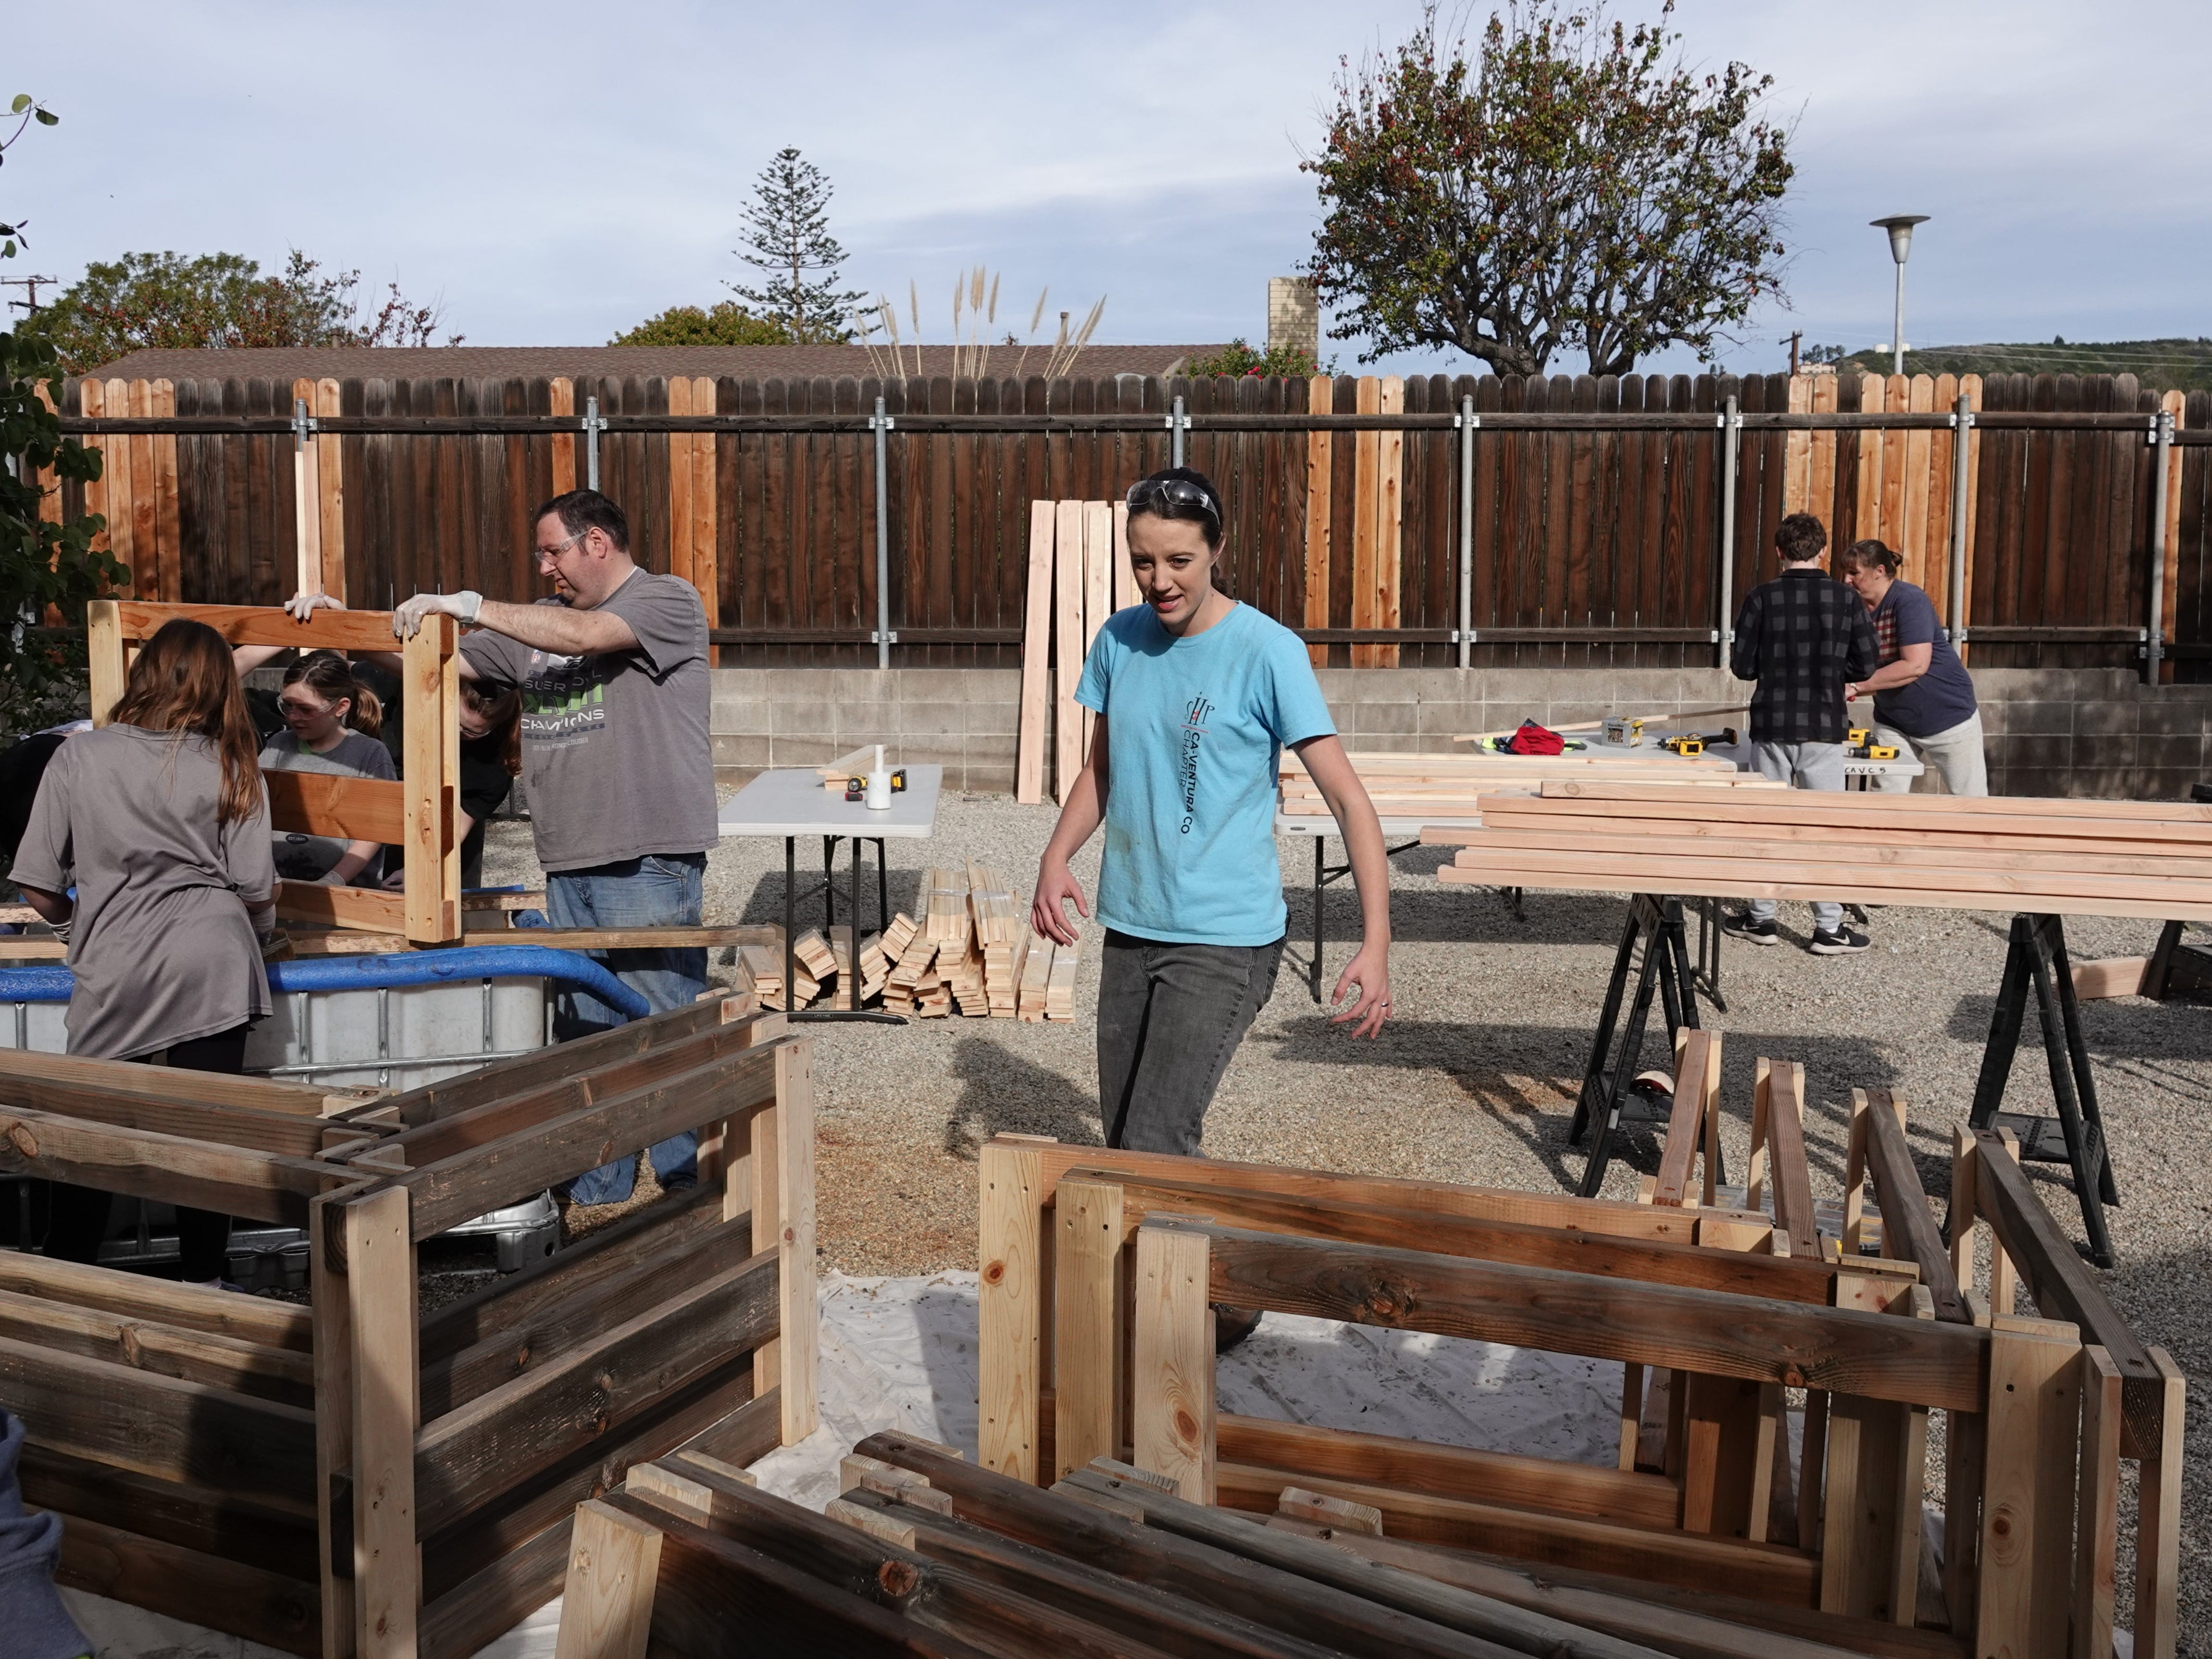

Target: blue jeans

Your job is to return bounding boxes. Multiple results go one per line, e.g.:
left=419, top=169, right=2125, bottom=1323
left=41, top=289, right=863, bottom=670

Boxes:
left=549, top=852, right=709, bottom=1204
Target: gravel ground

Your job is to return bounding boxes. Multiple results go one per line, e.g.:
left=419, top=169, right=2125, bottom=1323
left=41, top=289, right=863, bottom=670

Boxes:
left=481, top=795, right=2211, bottom=1648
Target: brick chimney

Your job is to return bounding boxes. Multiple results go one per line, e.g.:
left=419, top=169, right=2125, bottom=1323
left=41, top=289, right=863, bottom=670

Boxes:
left=1267, top=278, right=1318, bottom=360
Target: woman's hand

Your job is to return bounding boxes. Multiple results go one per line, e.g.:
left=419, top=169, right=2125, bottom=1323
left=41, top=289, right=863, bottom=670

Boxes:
left=1329, top=939, right=1390, bottom=1039
left=1031, top=857, right=1089, bottom=946
left=285, top=591, right=344, bottom=622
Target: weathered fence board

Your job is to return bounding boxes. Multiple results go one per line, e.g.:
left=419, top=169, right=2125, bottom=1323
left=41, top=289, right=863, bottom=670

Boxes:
left=56, top=370, right=2201, bottom=675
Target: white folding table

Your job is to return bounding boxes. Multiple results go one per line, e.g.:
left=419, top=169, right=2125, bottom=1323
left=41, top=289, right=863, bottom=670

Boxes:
left=718, top=764, right=943, bottom=1022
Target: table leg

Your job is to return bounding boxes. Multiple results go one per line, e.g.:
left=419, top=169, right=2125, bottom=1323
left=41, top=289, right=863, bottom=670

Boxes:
left=1312, top=837, right=1325, bottom=1004
left=823, top=835, right=836, bottom=932
left=875, top=839, right=889, bottom=940
left=850, top=833, right=863, bottom=1011
left=784, top=836, right=797, bottom=1014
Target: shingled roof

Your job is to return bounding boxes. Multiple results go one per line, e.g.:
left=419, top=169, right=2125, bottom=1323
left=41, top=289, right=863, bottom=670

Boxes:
left=79, top=343, right=1222, bottom=383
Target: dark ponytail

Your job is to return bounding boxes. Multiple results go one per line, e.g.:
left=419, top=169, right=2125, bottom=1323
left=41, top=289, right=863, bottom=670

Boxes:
left=283, top=651, right=382, bottom=738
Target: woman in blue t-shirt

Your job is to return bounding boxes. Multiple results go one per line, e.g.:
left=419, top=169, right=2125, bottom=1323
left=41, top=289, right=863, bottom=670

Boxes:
left=1031, top=467, right=1393, bottom=1176
left=1836, top=540, right=1987, bottom=796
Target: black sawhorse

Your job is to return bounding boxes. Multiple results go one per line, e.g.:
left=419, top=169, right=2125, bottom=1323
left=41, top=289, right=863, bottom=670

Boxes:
left=1967, top=911, right=2117, bottom=1266
left=1569, top=894, right=1717, bottom=1197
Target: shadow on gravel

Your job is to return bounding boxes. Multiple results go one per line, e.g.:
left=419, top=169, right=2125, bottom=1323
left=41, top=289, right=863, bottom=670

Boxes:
left=1258, top=1015, right=1900, bottom=1198
left=1291, top=882, right=1627, bottom=945
left=1945, top=991, right=2212, bottom=1061
left=727, top=868, right=931, bottom=931
left=940, top=1036, right=1103, bottom=1161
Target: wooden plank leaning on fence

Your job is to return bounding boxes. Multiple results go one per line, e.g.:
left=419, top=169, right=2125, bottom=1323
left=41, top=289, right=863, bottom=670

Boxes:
left=83, top=597, right=464, bottom=945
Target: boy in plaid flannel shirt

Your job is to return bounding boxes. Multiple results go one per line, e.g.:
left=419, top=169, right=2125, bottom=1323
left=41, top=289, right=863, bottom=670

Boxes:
left=1722, top=513, right=1879, bottom=954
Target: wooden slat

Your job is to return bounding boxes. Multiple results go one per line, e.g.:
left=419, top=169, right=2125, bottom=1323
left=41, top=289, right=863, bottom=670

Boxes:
left=412, top=1248, right=778, bottom=1537
left=0, top=1044, right=368, bottom=1120
left=555, top=1500, right=662, bottom=1659
left=346, top=1186, right=418, bottom=1659
left=1051, top=1177, right=1124, bottom=1481
left=56, top=1511, right=320, bottom=1657
left=772, top=1039, right=818, bottom=1445
left=1303, top=377, right=1332, bottom=667
left=1015, top=500, right=1054, bottom=803
left=0, top=1102, right=343, bottom=1225
left=0, top=1247, right=312, bottom=1349
left=262, top=768, right=407, bottom=843
left=1528, top=779, right=2212, bottom=823
left=277, top=881, right=409, bottom=933
left=1131, top=1220, right=1213, bottom=1501
left=1052, top=499, right=1084, bottom=804
left=978, top=1139, right=1047, bottom=1481
left=1855, top=1090, right=1968, bottom=1324
left=1761, top=1061, right=1818, bottom=1258
left=115, top=598, right=402, bottom=652
left=1188, top=1220, right=1987, bottom=1410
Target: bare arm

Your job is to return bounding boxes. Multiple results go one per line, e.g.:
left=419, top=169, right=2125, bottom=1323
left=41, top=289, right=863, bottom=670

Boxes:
left=1848, top=642, right=1931, bottom=700
left=472, top=598, right=637, bottom=658
left=233, top=643, right=288, bottom=675
left=1293, top=734, right=1393, bottom=1037
left=1030, top=715, right=1108, bottom=945
left=18, top=884, right=70, bottom=926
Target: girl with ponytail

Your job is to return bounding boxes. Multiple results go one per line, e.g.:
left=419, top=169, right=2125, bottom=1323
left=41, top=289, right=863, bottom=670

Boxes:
left=258, top=650, right=397, bottom=884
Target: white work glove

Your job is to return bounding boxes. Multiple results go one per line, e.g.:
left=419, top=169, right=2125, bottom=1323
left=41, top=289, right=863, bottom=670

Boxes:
left=392, top=590, right=483, bottom=639
left=284, top=591, right=345, bottom=622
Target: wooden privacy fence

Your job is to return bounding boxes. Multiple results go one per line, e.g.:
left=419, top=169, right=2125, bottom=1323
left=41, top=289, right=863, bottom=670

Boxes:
left=51, top=369, right=2211, bottom=677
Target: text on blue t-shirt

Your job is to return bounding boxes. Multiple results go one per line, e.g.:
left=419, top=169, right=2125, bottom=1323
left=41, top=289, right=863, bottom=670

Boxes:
left=1074, top=602, right=1336, bottom=946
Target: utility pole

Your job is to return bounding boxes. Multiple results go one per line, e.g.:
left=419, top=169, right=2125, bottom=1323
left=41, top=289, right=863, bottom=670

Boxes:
left=1782, top=331, right=1801, bottom=375
left=1, top=274, right=57, bottom=315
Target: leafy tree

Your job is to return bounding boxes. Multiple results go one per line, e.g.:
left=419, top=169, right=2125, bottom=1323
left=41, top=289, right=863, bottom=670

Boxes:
left=609, top=301, right=792, bottom=347
left=728, top=147, right=867, bottom=345
left=27, top=249, right=460, bottom=373
left=1, top=95, right=118, bottom=729
left=1186, top=338, right=1334, bottom=379
left=1303, top=2, right=1793, bottom=376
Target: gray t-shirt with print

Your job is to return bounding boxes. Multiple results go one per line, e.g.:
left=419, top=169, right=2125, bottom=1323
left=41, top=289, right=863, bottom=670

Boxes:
left=458, top=568, right=716, bottom=871
left=14, top=725, right=275, bottom=1059
left=259, top=728, right=396, bottom=881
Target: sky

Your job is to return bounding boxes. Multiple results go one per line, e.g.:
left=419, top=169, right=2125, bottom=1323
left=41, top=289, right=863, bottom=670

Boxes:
left=9, top=1, right=2211, bottom=379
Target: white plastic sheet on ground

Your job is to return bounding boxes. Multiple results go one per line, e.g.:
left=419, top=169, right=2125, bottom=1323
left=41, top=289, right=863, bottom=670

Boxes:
left=74, top=1269, right=1626, bottom=1659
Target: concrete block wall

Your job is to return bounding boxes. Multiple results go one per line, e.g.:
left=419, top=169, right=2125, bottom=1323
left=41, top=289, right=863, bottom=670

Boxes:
left=711, top=668, right=1021, bottom=794
left=709, top=665, right=2212, bottom=801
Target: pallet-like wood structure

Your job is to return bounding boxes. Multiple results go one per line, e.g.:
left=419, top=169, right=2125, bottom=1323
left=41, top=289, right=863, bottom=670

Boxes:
left=1427, top=780, right=2212, bottom=922
left=975, top=1117, right=2179, bottom=1659
left=0, top=992, right=816, bottom=1659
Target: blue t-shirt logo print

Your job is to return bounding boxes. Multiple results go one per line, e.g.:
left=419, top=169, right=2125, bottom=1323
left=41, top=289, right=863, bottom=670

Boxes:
left=1178, top=695, right=1214, bottom=833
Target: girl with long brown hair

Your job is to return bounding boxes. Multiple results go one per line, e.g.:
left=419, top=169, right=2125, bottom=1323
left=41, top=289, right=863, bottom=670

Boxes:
left=14, top=618, right=278, bottom=1286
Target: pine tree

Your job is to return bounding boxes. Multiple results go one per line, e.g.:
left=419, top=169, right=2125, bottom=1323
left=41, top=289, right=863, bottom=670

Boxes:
left=728, top=147, right=867, bottom=345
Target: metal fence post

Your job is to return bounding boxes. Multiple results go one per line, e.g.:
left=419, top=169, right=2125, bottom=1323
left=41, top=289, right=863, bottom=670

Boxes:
left=872, top=396, right=894, bottom=670
left=1457, top=396, right=1475, bottom=669
left=1948, top=391, right=1972, bottom=648
left=583, top=395, right=602, bottom=492
left=1715, top=396, right=1740, bottom=669
left=2148, top=405, right=2174, bottom=684
left=1170, top=395, right=1186, bottom=469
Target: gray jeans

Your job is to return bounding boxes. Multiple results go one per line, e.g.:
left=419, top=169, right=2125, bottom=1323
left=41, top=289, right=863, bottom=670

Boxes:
left=1097, top=930, right=1284, bottom=1156
left=1747, top=740, right=1846, bottom=934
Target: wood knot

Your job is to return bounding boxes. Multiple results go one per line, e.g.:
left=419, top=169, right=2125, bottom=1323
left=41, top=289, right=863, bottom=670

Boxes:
left=981, top=1260, right=1005, bottom=1286
left=1, top=1119, right=36, bottom=1157
left=1173, top=1407, right=1199, bottom=1442
left=878, top=1560, right=919, bottom=1597
left=1781, top=1364, right=1807, bottom=1388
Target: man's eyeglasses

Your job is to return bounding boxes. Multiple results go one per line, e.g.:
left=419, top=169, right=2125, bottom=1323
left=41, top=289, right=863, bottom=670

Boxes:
left=533, top=530, right=583, bottom=568
left=1125, top=477, right=1221, bottom=525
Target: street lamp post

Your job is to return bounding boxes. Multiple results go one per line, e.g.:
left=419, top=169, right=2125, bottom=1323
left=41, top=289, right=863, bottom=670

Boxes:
left=1870, top=215, right=1930, bottom=378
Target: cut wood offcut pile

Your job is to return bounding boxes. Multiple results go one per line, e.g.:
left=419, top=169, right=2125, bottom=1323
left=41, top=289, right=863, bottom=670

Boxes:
left=743, top=863, right=1076, bottom=1020
left=1276, top=749, right=1782, bottom=826
left=972, top=1099, right=2184, bottom=1659
left=0, top=993, right=818, bottom=1659
left=1429, top=779, right=2212, bottom=922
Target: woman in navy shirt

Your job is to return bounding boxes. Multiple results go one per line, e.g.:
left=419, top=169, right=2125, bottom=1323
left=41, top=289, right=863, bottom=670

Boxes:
left=1837, top=540, right=1987, bottom=796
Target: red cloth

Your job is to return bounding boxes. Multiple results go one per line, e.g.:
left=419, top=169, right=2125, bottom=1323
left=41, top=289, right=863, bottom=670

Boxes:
left=1504, top=719, right=1565, bottom=756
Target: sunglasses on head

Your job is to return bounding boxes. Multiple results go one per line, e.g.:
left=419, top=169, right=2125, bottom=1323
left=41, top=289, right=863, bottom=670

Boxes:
left=1125, top=477, right=1220, bottom=525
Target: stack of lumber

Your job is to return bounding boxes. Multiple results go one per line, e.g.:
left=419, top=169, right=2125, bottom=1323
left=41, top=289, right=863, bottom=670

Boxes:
left=967, top=860, right=1023, bottom=1015
left=1277, top=749, right=1779, bottom=827
left=0, top=994, right=820, bottom=1659
left=1429, top=780, right=2212, bottom=922
left=568, top=1431, right=1788, bottom=1659
left=977, top=1111, right=2183, bottom=1659
left=922, top=866, right=972, bottom=945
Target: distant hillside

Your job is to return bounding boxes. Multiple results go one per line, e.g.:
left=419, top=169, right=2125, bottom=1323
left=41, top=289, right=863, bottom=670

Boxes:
left=1826, top=338, right=2212, bottom=394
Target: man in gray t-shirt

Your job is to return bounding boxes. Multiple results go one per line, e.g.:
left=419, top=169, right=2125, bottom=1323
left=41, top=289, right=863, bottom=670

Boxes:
left=389, top=488, right=715, bottom=1205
